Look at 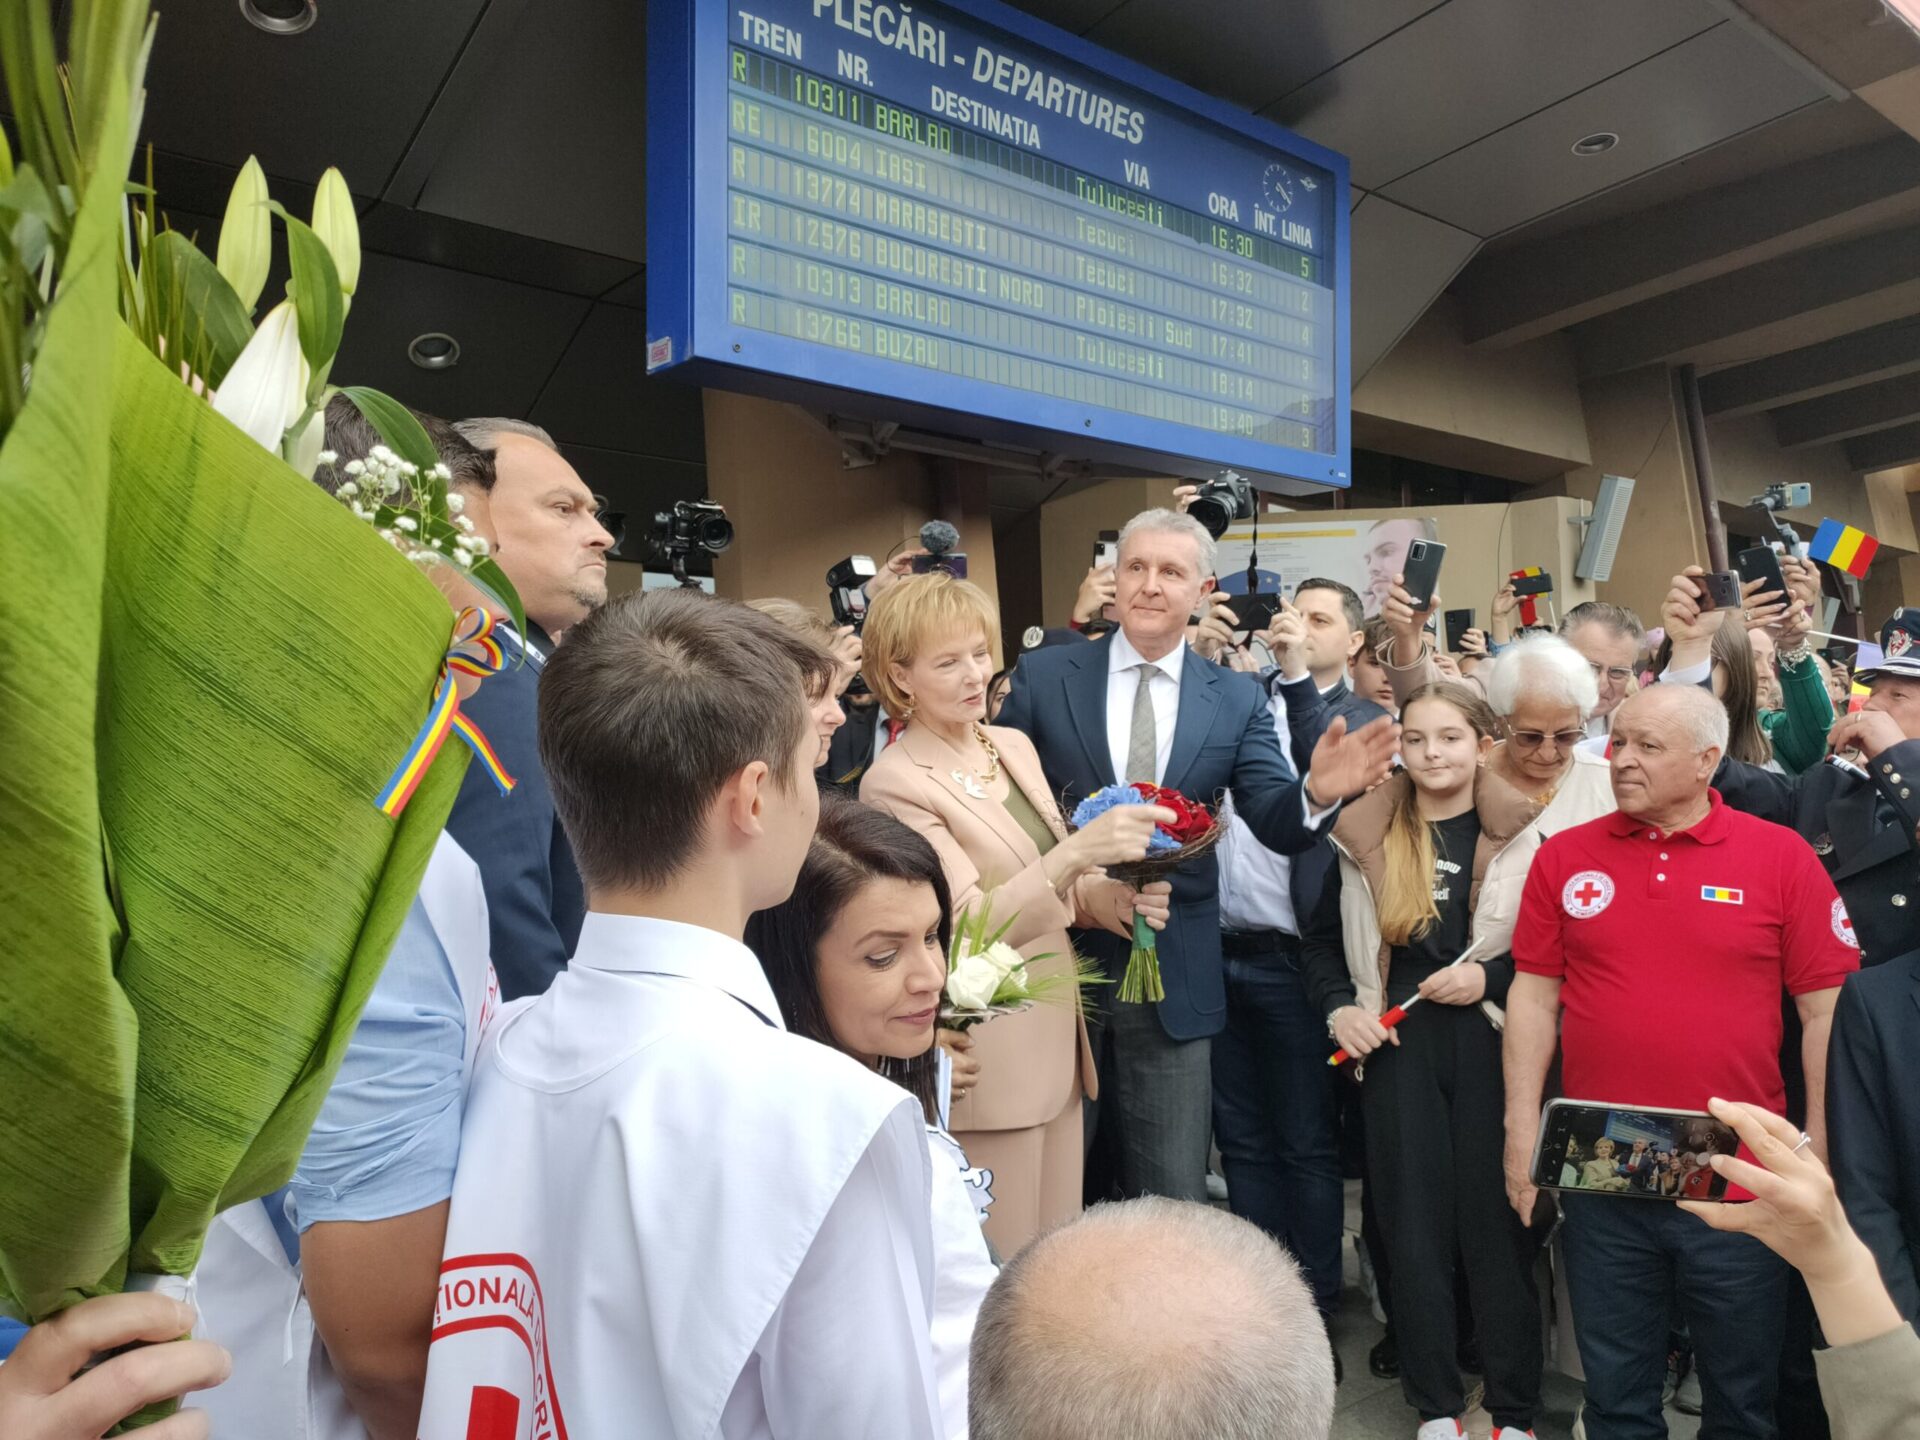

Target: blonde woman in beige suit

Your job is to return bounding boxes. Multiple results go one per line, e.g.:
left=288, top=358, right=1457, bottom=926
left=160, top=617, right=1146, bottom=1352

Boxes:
left=861, top=573, right=1174, bottom=1256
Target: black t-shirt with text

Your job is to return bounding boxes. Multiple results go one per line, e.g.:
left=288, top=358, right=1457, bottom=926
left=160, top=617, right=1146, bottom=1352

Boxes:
left=1386, top=809, right=1482, bottom=1000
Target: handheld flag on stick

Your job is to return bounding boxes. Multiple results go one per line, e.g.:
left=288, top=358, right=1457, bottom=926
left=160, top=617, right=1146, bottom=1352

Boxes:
left=1809, top=519, right=1878, bottom=579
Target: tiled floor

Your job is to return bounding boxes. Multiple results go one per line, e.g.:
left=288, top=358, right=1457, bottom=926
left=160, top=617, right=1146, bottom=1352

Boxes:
left=1324, top=1182, right=1705, bottom=1440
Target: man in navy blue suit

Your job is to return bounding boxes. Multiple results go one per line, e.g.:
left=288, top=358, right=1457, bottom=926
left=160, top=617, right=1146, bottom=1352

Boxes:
left=446, top=418, right=614, bottom=999
left=997, top=510, right=1399, bottom=1203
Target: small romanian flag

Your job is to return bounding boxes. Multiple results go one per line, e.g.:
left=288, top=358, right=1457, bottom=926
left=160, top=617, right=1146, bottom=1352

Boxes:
left=1809, top=519, right=1878, bottom=578
left=1850, top=680, right=1870, bottom=714
left=1701, top=886, right=1744, bottom=905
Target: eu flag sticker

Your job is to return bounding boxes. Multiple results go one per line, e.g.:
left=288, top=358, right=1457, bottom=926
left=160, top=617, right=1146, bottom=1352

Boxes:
left=1701, top=886, right=1745, bottom=905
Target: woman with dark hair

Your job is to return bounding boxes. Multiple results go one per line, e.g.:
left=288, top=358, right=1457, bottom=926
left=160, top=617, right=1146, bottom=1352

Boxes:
left=745, top=792, right=995, bottom=1440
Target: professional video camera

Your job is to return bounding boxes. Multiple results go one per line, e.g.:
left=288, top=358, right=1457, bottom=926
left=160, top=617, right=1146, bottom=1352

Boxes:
left=909, top=519, right=968, bottom=579
left=652, top=498, right=734, bottom=587
left=1187, top=470, right=1256, bottom=539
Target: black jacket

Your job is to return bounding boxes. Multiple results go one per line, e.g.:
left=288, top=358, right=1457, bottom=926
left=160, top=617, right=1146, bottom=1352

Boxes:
left=1829, top=952, right=1920, bottom=1319
left=1713, top=739, right=1920, bottom=968
left=443, top=622, right=585, bottom=1001
left=1267, top=673, right=1393, bottom=930
left=819, top=697, right=884, bottom=796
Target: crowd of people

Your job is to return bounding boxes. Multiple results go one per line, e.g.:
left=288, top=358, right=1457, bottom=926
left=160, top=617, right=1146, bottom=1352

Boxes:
left=4, top=405, right=1920, bottom=1440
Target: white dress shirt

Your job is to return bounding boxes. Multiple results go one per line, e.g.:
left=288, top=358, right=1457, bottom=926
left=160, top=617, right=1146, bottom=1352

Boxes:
left=1216, top=674, right=1335, bottom=935
left=925, top=1129, right=995, bottom=1440
left=1106, top=628, right=1185, bottom=784
left=417, top=914, right=943, bottom=1440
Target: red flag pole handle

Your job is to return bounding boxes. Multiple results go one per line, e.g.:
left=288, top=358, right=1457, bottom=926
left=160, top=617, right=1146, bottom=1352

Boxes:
left=1327, top=1001, right=1414, bottom=1067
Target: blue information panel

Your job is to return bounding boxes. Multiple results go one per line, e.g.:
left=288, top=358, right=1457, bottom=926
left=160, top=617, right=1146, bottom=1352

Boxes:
left=648, top=0, right=1352, bottom=488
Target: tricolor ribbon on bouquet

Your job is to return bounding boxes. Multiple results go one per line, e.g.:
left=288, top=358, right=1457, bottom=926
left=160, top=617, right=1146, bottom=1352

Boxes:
left=376, top=606, right=517, bottom=816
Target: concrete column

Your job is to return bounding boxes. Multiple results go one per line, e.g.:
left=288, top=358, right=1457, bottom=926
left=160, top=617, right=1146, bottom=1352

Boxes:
left=699, top=391, right=1002, bottom=655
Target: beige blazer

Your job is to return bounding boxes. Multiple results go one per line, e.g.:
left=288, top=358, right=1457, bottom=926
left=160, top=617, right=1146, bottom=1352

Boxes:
left=862, top=723, right=1107, bottom=1132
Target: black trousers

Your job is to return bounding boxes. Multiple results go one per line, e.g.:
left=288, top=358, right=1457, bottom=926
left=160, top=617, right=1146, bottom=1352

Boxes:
left=1363, top=1001, right=1542, bottom=1429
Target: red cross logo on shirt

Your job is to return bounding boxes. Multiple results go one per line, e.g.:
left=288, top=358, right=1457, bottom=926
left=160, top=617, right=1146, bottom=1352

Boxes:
left=1832, top=898, right=1859, bottom=949
left=1562, top=870, right=1615, bottom=919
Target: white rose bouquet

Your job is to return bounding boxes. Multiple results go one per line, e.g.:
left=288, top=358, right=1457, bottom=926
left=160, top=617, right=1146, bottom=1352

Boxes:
left=940, top=897, right=1102, bottom=1032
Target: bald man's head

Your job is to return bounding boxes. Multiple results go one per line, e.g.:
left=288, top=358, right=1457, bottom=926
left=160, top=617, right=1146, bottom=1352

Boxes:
left=1610, top=682, right=1728, bottom=822
left=969, top=1199, right=1335, bottom=1440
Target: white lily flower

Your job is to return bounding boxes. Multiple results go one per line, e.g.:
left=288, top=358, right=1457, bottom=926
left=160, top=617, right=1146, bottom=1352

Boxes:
left=311, top=167, right=361, bottom=296
left=216, top=157, right=271, bottom=312
left=211, top=301, right=310, bottom=452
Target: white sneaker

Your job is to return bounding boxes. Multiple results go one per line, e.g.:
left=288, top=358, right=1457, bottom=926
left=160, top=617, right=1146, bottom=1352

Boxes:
left=1205, top=1170, right=1229, bottom=1202
left=1491, top=1429, right=1536, bottom=1439
left=1415, top=1420, right=1463, bottom=1440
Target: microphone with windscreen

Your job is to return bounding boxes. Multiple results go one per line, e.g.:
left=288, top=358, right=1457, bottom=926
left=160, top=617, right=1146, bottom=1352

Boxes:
left=909, top=520, right=968, bottom=580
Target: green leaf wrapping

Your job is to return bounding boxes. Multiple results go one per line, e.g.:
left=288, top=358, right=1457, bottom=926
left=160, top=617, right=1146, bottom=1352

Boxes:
left=337, top=383, right=438, bottom=474
left=142, top=229, right=254, bottom=388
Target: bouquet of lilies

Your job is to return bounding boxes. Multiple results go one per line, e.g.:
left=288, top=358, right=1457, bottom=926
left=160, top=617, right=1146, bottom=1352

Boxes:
left=1068, top=783, right=1220, bottom=1003
left=940, top=897, right=1101, bottom=1032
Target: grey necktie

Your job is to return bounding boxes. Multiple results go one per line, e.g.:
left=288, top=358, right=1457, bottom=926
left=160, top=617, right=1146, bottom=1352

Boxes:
left=1125, top=662, right=1158, bottom=784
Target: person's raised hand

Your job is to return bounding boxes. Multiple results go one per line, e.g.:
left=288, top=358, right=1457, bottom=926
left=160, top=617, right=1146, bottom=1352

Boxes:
left=1261, top=596, right=1310, bottom=681
left=1172, top=483, right=1199, bottom=514
left=828, top=624, right=863, bottom=696
left=1491, top=582, right=1520, bottom=621
left=1418, top=964, right=1486, bottom=1006
left=1433, top=652, right=1463, bottom=681
left=1072, top=564, right=1118, bottom=626
left=1381, top=577, right=1437, bottom=657
left=1741, top=575, right=1789, bottom=636
left=1188, top=590, right=1239, bottom=661
left=1305, top=713, right=1401, bottom=809
left=1458, top=627, right=1490, bottom=658
left=1661, top=566, right=1726, bottom=644
left=1223, top=643, right=1262, bottom=674
left=1071, top=803, right=1180, bottom=868
left=1329, top=1004, right=1397, bottom=1060
left=0, top=1293, right=232, bottom=1440
left=867, top=547, right=925, bottom=600
left=1828, top=707, right=1906, bottom=762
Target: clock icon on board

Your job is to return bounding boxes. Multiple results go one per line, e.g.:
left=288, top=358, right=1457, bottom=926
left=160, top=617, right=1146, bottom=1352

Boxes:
left=1262, top=161, right=1297, bottom=213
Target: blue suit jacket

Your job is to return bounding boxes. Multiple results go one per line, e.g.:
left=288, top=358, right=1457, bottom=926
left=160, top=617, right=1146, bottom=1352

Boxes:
left=996, top=634, right=1323, bottom=1040
left=443, top=623, right=585, bottom=1000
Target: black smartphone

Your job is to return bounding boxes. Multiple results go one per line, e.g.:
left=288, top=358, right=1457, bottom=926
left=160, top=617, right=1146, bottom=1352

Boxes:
left=1735, top=546, right=1787, bottom=604
left=1531, top=1099, right=1739, bottom=1201
left=1695, top=570, right=1742, bottom=613
left=1232, top=592, right=1284, bottom=636
left=1510, top=569, right=1555, bottom=598
left=1444, top=608, right=1476, bottom=652
left=1093, top=529, right=1120, bottom=570
left=1400, top=538, right=1446, bottom=610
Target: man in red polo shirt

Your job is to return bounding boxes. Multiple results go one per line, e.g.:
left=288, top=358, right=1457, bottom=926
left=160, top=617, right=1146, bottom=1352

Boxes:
left=1502, top=684, right=1857, bottom=1440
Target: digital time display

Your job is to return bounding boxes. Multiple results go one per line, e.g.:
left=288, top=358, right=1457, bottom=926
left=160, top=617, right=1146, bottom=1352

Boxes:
left=649, top=0, right=1352, bottom=486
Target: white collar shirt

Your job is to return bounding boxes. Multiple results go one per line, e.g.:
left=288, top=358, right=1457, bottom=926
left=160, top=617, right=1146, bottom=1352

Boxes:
left=417, top=914, right=943, bottom=1440
left=1106, top=628, right=1187, bottom=785
left=1216, top=689, right=1300, bottom=934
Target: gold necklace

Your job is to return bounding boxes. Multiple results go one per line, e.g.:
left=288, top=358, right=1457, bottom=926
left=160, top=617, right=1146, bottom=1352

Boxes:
left=971, top=723, right=1002, bottom=784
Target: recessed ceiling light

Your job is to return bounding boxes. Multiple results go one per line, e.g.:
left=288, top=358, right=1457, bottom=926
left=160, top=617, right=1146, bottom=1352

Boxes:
left=1572, top=132, right=1619, bottom=157
left=408, top=333, right=461, bottom=370
left=239, top=0, right=317, bottom=34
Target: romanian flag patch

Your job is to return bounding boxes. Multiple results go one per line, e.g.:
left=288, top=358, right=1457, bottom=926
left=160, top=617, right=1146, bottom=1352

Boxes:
left=1701, top=886, right=1744, bottom=905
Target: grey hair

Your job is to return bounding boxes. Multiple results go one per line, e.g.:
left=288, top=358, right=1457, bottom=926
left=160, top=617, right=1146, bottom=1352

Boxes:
left=1562, top=600, right=1645, bottom=644
left=1119, top=508, right=1216, bottom=578
left=1642, top=681, right=1731, bottom=756
left=452, top=416, right=559, bottom=452
left=968, top=1198, right=1335, bottom=1440
left=1485, top=633, right=1601, bottom=721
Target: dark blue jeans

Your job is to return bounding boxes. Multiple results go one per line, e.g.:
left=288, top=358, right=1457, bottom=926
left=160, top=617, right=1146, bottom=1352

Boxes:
left=1560, top=1191, right=1791, bottom=1439
left=1209, top=939, right=1343, bottom=1314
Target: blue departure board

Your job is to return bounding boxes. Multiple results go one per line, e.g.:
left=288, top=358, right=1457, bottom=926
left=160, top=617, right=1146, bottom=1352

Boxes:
left=648, top=0, right=1352, bottom=488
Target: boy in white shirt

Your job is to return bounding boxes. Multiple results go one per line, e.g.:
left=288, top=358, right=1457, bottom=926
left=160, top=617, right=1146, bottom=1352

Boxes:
left=417, top=589, right=944, bottom=1440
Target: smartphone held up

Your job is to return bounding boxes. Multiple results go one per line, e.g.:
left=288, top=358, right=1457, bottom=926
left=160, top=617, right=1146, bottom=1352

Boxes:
left=1531, top=1099, right=1740, bottom=1202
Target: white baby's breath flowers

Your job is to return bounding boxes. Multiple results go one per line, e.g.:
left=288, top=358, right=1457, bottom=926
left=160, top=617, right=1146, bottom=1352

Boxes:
left=316, top=450, right=338, bottom=466
left=446, top=492, right=465, bottom=513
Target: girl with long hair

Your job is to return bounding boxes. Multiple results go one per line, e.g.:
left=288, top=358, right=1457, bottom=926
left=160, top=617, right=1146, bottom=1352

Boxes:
left=1302, top=683, right=1545, bottom=1440
left=744, top=792, right=994, bottom=1438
